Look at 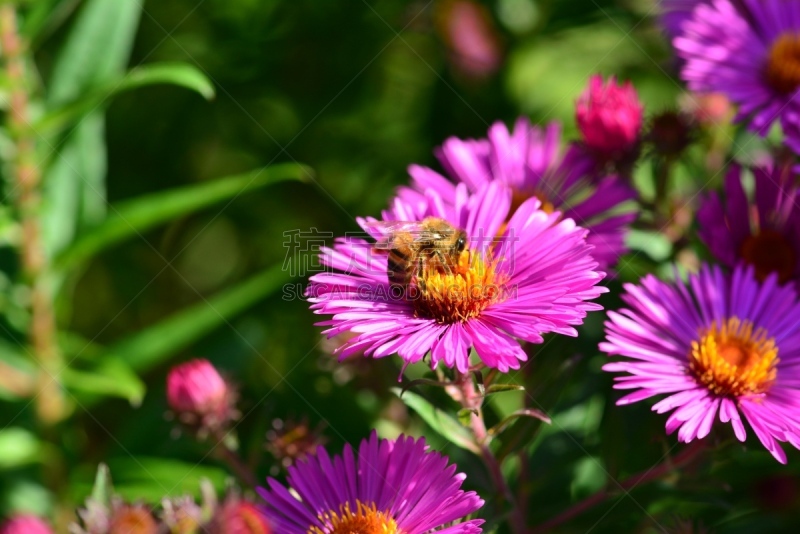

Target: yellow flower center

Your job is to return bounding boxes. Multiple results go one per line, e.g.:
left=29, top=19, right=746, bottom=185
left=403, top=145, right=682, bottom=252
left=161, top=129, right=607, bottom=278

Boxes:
left=689, top=317, right=779, bottom=397
left=766, top=33, right=800, bottom=94
left=739, top=229, right=796, bottom=284
left=412, top=249, right=506, bottom=324
left=309, top=502, right=400, bottom=534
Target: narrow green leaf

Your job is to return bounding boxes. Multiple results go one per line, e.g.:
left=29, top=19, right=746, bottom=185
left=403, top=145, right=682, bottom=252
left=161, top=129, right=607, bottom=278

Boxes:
left=38, top=63, right=215, bottom=135
left=488, top=408, right=551, bottom=438
left=62, top=357, right=146, bottom=406
left=47, top=0, right=142, bottom=106
left=23, top=0, right=81, bottom=46
left=391, top=388, right=479, bottom=454
left=399, top=377, right=453, bottom=397
left=484, top=383, right=525, bottom=397
left=55, top=164, right=312, bottom=270
left=43, top=0, right=143, bottom=256
left=107, top=264, right=293, bottom=372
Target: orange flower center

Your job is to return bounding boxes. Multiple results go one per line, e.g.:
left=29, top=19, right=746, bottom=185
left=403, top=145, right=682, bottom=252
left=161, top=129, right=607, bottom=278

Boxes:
left=310, top=502, right=400, bottom=534
left=109, top=506, right=158, bottom=534
left=511, top=188, right=555, bottom=215
left=766, top=33, right=800, bottom=94
left=689, top=317, right=778, bottom=397
left=739, top=229, right=796, bottom=283
left=412, top=249, right=506, bottom=324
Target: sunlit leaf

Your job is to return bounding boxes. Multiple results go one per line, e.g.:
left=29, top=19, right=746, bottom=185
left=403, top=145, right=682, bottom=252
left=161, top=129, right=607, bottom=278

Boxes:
left=62, top=357, right=146, bottom=405
left=55, top=164, right=312, bottom=270
left=107, top=263, right=293, bottom=372
left=0, top=428, right=42, bottom=469
left=392, top=388, right=479, bottom=454
left=484, top=383, right=525, bottom=397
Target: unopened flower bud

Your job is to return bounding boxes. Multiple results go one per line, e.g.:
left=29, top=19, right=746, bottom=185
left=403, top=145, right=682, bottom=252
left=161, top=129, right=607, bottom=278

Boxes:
left=0, top=515, right=53, bottom=534
left=576, top=74, right=643, bottom=158
left=436, top=0, right=503, bottom=79
left=647, top=110, right=693, bottom=158
left=167, top=359, right=236, bottom=436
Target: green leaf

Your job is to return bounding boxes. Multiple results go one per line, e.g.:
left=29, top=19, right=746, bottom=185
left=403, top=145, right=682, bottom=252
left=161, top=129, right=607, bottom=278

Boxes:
left=571, top=456, right=607, bottom=500
left=484, top=383, right=525, bottom=397
left=392, top=388, right=479, bottom=454
left=55, top=164, right=312, bottom=270
left=0, top=428, right=43, bottom=469
left=399, top=377, right=452, bottom=397
left=107, top=263, right=293, bottom=373
left=488, top=408, right=551, bottom=437
left=107, top=457, right=228, bottom=501
left=47, top=0, right=142, bottom=106
left=457, top=408, right=477, bottom=427
left=62, top=357, right=146, bottom=406
left=23, top=0, right=81, bottom=46
left=38, top=63, right=215, bottom=135
left=42, top=0, right=143, bottom=256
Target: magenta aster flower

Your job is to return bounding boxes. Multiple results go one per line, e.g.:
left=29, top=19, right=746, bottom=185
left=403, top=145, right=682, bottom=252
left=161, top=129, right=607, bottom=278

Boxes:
left=258, top=432, right=484, bottom=533
left=601, top=263, right=800, bottom=463
left=697, top=164, right=800, bottom=285
left=399, top=118, right=636, bottom=271
left=575, top=74, right=643, bottom=159
left=659, top=0, right=704, bottom=39
left=307, top=182, right=606, bottom=373
left=675, top=0, right=800, bottom=146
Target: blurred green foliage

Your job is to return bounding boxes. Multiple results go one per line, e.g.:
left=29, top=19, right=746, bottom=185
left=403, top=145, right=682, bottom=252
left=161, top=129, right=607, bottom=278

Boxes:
left=0, top=0, right=799, bottom=532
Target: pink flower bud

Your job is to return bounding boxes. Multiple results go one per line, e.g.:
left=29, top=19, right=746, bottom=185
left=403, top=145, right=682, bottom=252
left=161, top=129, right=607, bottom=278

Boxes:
left=576, top=74, right=643, bottom=157
left=167, top=359, right=235, bottom=434
left=437, top=0, right=503, bottom=79
left=0, top=515, right=53, bottom=534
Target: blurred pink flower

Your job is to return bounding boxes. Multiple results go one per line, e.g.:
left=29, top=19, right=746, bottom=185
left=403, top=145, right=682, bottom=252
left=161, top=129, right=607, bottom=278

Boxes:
left=209, top=500, right=272, bottom=534
left=576, top=74, right=643, bottom=158
left=437, top=0, right=502, bottom=79
left=0, top=515, right=52, bottom=534
left=108, top=505, right=158, bottom=534
left=166, top=359, right=236, bottom=435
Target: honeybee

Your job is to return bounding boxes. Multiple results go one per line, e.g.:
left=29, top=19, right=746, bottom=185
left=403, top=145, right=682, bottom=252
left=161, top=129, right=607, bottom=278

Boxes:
left=364, top=217, right=468, bottom=294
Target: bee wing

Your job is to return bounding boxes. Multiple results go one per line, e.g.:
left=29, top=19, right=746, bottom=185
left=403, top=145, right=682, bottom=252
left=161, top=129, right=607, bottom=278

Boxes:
left=361, top=220, right=435, bottom=249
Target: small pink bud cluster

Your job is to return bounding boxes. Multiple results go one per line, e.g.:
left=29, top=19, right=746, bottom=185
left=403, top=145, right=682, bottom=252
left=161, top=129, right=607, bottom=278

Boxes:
left=576, top=74, right=643, bottom=159
left=166, top=359, right=237, bottom=437
left=0, top=515, right=53, bottom=534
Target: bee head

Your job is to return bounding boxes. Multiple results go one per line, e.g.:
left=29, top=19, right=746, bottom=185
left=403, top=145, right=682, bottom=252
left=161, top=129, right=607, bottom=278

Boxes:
left=455, top=232, right=467, bottom=253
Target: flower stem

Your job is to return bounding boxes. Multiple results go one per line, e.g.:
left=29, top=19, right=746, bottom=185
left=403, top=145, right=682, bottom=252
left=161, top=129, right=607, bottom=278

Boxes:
left=455, top=372, right=528, bottom=534
left=531, top=440, right=707, bottom=533
left=0, top=3, right=64, bottom=423
left=212, top=429, right=258, bottom=488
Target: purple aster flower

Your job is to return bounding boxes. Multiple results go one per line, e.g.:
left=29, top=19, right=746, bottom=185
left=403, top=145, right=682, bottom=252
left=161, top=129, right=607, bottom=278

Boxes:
left=697, top=164, right=800, bottom=285
left=601, top=263, right=800, bottom=464
left=675, top=0, right=800, bottom=148
left=258, top=432, right=484, bottom=533
left=307, top=182, right=607, bottom=373
left=398, top=118, right=636, bottom=271
left=659, top=0, right=705, bottom=39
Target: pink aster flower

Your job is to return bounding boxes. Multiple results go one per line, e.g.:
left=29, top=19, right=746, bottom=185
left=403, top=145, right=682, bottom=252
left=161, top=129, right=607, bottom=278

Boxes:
left=697, top=164, right=800, bottom=286
left=601, top=263, right=800, bottom=463
left=399, top=118, right=636, bottom=271
left=576, top=74, right=643, bottom=159
left=307, top=182, right=606, bottom=373
left=166, top=359, right=237, bottom=435
left=0, top=515, right=52, bottom=534
left=675, top=0, right=800, bottom=150
left=258, top=432, right=484, bottom=533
